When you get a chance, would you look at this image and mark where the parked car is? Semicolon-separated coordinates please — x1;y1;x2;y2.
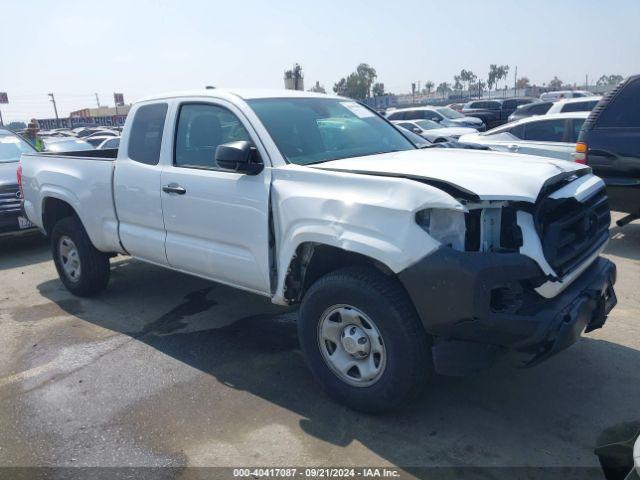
461;98;536;129
458;112;589;161
75;127;115;138
21;90;617;412
85;129;119;139
42;138;95;152
540;90;593;101
446;103;465;112
387;106;485;131
391;119;477;142
0;129;37;236
546;96;601;115
395;125;489;150
575;75;640;225
85;135;118;148
96;137;120;150
507;101;554;122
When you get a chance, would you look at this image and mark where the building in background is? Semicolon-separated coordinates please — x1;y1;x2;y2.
34;104;132;130
70;105;131;118
284;63;304;91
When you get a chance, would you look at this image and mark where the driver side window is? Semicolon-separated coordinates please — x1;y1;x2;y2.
174;103;251;169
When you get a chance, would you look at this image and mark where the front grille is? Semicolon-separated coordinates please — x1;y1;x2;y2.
0;184;22;216
537;187;610;277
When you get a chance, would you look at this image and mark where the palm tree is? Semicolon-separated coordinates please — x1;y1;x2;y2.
424;80;435;96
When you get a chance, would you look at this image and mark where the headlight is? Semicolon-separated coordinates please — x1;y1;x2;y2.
415;209;466;251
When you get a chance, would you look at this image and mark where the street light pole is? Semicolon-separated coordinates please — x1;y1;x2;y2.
48;93;60;128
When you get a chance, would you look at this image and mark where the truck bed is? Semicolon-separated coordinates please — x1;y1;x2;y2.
20;150;123;253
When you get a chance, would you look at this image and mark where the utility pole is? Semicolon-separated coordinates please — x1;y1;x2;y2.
585;74;589;90
514;66;518;97
48;93;60;128
0;109;4;128
95;93;100;108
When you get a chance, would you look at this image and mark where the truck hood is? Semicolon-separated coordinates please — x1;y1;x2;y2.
311;148;588;202
0;162;19;186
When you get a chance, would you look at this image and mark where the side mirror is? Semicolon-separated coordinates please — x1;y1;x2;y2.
215;141;263;175
412;127;422;134
431;117;441;122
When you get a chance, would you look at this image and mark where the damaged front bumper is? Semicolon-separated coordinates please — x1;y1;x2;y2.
398;247;617;372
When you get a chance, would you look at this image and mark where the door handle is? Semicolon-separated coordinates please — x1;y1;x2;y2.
508;144;519;151
162;184;186;195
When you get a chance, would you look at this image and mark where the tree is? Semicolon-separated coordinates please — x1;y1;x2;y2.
597;74;624;86
436;82;451;98
423;80;434;96
372;82;385;97
497;65;509;90
453;75;463;91
548;76;563;90
459;69;477;96
356;63;377;98
476;79;486;99
516;77;530;89
487;64;499;97
333;63;378;99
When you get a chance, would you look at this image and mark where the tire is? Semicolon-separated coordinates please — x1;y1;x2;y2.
298;266;433;413
51;215;110;297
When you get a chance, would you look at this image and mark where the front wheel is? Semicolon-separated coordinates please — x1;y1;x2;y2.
51;216;110;297
298;266;433;413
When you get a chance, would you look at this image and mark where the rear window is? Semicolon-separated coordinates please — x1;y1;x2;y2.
529;103;552;115
522;119;566;142
128;103;168;165
561;100;599;113
595;78;640;128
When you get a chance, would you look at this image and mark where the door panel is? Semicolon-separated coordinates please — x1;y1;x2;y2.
114;159;167;264
161;167;271;292
114;102;169;265
160;101;271;294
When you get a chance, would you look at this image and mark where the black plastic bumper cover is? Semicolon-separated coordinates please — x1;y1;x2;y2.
398;247;617;366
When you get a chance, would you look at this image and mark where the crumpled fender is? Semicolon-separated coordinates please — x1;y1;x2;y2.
270;165;465;304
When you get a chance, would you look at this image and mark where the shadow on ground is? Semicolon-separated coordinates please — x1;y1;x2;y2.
0;233;48;271
33;257;640;476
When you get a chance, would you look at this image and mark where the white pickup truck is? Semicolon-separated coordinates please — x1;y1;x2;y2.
20;90;617;412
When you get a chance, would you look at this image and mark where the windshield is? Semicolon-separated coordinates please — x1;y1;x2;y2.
248;98;415;165
415;119;440;130
437;107;465;119
0;131;35;163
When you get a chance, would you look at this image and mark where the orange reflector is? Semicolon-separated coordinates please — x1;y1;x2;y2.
576;142;588;153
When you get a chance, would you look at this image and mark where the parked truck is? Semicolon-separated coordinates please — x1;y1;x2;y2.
20;89;617;412
461;98;536;129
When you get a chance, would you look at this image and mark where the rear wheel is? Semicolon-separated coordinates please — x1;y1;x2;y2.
298;266;433;413
51;216;110;297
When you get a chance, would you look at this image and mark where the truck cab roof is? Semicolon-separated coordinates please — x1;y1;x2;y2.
137;88;339;104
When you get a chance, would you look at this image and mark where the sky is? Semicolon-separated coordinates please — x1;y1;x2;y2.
1;0;639;122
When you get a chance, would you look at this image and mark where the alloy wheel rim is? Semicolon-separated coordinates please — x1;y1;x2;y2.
317;305;386;387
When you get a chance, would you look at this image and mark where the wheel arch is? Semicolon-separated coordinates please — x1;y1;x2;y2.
279;242;396;305
42;196;79;236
